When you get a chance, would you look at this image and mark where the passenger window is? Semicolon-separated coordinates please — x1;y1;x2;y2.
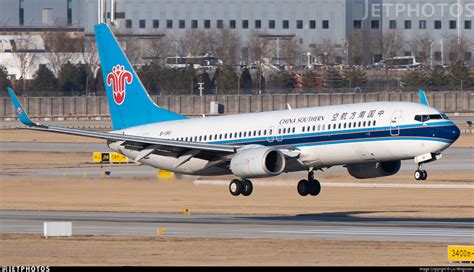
263;130;267;135
373;120;376;126
199;136;202;141
302;127;305;132
338;123;341;129
283;128;287;134
312;125;316;131
317;125;321;131
239;132;242;138
278;129;281;134
292;127;296;133
269;129;272;135
258;130;261;136
322;124;325;131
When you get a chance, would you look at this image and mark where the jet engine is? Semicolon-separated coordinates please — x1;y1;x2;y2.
347;161;401;179
230;147;286;178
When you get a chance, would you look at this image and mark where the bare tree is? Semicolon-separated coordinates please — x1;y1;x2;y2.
129;29;175;67
247;30;275;63
347;31;364;65
445;35;473;65
408;33;433;66
179;29;207;56
280;37;301;68
213;28;241;66
12;33;37;93
203;29;219;55
81;36;99;71
381;30;405;59
42;31;83;75
313;37;336;64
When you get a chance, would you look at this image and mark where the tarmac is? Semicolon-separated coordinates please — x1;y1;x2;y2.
1;210;472;243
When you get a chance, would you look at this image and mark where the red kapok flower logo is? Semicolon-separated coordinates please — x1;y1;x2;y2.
17;107;23;116
106;65;133;105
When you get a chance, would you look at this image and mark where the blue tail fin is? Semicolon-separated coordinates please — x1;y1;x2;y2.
94;24;187;130
419;89;429;106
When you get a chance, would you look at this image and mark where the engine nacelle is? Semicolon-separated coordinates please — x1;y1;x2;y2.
230;147;286;178
347;160;401;179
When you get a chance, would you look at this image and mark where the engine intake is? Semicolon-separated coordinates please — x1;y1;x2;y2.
347;160;401;179
230;147;286;178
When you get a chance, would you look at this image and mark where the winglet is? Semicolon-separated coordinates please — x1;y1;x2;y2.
419;89;429;106
7;87;40;127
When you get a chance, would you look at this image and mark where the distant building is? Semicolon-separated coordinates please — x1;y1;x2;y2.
0;0;472;79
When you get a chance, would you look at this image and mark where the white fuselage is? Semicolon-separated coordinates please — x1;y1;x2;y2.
108;101;459;176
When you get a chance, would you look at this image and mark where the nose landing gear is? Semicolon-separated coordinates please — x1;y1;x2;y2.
414;164;428;181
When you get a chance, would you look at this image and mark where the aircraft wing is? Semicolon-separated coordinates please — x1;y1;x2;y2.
7;87;236;155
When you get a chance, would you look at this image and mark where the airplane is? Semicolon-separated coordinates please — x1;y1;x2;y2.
7;23;460;197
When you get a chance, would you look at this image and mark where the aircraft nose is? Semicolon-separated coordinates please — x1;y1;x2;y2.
451;124;461;142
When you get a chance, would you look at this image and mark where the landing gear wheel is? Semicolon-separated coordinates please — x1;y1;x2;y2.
308;180;321;196
420;170;428;181
242;179;253;196
229;179;243;196
414;170;422;181
297;179;309;196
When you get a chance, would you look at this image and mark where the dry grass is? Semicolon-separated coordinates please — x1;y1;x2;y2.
0;233;468;266
0;129;104;143
0;151;91;169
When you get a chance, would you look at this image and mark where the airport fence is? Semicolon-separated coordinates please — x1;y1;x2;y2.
1;91;473;120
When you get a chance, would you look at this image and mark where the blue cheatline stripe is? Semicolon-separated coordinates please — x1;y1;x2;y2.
293;137;453;148
208;122;457;147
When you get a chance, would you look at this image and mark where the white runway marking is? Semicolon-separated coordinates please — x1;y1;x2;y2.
194;180;474;189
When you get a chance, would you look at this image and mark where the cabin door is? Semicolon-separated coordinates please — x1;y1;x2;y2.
390;110;403;136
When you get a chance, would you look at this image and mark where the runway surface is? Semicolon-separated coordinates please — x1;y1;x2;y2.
0;210;472;242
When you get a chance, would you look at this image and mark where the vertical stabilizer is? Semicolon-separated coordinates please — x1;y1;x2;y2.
94;24;187;130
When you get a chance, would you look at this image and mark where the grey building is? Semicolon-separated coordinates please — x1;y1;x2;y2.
0;0;472;66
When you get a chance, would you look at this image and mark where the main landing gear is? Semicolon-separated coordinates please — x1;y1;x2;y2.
229;179;253;196
414;164;428;181
297;170;321;197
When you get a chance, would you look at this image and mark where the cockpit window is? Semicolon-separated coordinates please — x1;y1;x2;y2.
414;114;444;122
441;113;449;120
